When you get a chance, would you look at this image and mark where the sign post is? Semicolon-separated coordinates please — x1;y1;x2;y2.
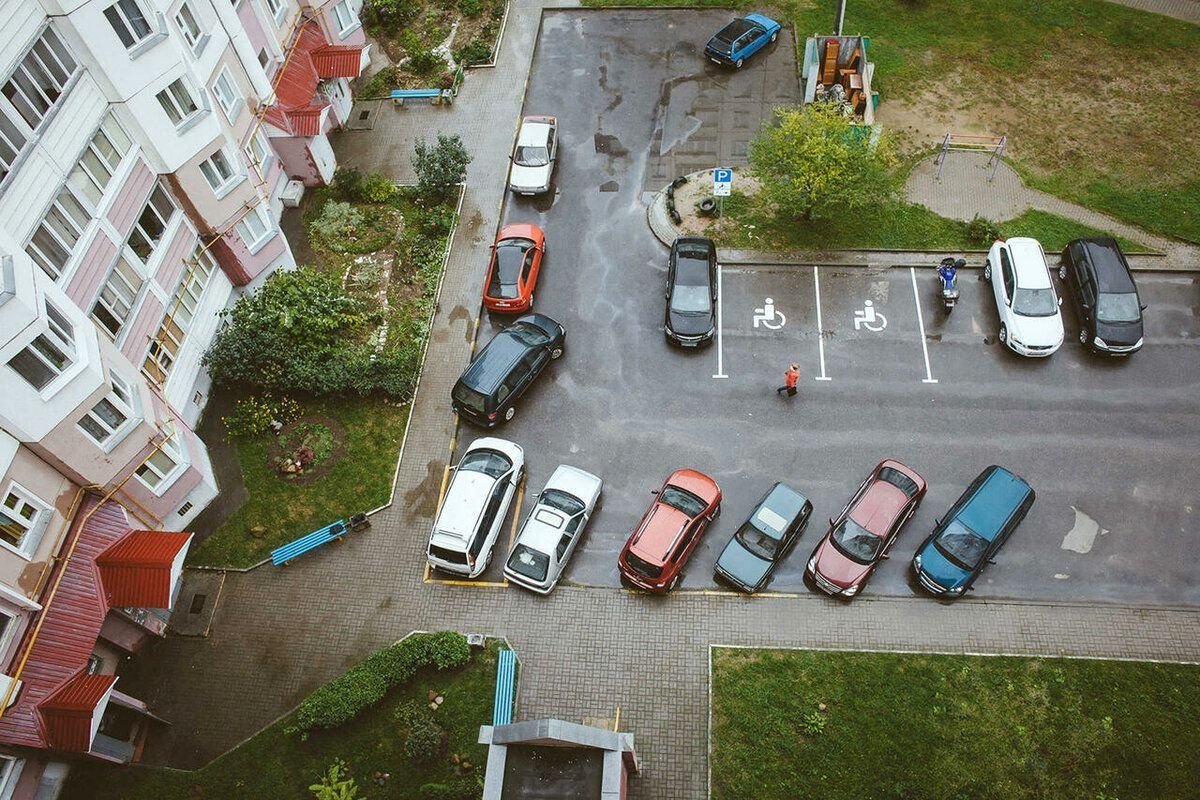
713;168;732;220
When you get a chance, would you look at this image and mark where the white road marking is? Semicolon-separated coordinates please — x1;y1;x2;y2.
812;266;831;381
713;263;728;379
909;267;939;384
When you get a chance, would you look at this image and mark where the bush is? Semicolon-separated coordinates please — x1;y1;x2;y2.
453;39;492;66
308;201;364;251
370;0;421;26
404;716;444;763
412;134;471;202
331;166;366;201
406;48;445;77
457;0;483;16
967;214;1001;246
289;633;471;734
223;395;301;438
309;759;362;800
362;173;397;203
359;66;398;98
419;778;482;800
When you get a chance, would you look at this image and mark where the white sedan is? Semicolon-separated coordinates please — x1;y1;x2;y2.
984;237;1064;357
503;465;602;594
507;115;557;195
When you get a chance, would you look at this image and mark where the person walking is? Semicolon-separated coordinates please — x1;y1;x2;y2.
776;362;800;398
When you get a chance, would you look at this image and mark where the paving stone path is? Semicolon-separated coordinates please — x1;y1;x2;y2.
123;1;1200;797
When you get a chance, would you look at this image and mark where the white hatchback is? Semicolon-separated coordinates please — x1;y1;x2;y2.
984;237;1064;357
503;465;603;594
508;115;557;195
427;437;525;578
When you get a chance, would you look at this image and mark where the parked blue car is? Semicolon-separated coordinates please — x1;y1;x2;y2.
911;465;1035;598
705;14;782;69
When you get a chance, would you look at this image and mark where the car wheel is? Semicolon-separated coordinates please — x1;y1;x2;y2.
504;406;516;422
550;344;563;360
998;323;1007;344
769;31;778;43
734;58;744;68
1058;265;1067;281
983;262;992;282
1079;329;1089;345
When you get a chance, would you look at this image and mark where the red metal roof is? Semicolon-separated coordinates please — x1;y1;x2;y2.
40;674;118;751
97;530;193;609
265;19;364;136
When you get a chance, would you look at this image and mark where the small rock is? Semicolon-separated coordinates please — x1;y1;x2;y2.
461;761;472;771
429;702;438;710
818;703;827;712
428;690;438;701
249;526;266;539
435;695;444;705
450;753;461;765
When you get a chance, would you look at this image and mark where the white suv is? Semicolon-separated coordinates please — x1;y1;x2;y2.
985;237;1064;357
427;437;525;578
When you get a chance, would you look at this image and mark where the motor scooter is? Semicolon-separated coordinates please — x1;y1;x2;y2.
936;257;964;311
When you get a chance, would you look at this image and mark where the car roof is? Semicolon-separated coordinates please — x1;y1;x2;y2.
517;120;552;147
957;466;1032;538
1076;238;1136;293
631;504;690;564
848;479;908;534
515;505;569;555
715;18;757;41
460;331;527;391
1005;238;1051;288
760;482;809;525
435;471;495;538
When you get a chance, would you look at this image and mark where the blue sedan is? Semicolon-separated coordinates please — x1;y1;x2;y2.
705;14;782;69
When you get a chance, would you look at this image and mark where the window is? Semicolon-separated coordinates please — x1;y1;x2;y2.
134;433;183;491
142;246;214;383
175;3;206;54
25;186;91;279
245;129;272;174
237;204;272;251
86;654;104;675
78;374;136;446
127;183;177;262
92;255;144;338
104;0;153;48
156;78;199;127
264;0;287;23
257;48;270;69
0;754;23;800
6;302;75;390
68;114;132;207
199;148;238;194
212;69;242;122
332;0;358;35
0;484;50;556
0;25;78;134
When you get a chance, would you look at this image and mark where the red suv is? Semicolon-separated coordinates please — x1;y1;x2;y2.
806;459;926;598
618;469;722;592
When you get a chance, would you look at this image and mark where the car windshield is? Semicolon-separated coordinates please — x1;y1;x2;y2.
515;145;549;167
458;449;511;478
660;486;707;517
508;323;551;346
879;466;920;497
493;239;533;289
540;489;585;516
933;519;990;570
507;544;549;582
671;285;711;314
735;522;779;560
830;518;882;564
1096;292;1141;324
452;384;487;414
1012;287;1058;317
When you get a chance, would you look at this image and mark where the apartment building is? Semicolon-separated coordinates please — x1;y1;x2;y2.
0;0;367;795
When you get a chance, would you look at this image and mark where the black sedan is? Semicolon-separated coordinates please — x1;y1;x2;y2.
713;482;813;593
451;313;565;426
664;236;717;347
1060;238;1145;355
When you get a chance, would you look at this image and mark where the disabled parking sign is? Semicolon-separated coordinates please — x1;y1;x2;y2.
713;168;732;197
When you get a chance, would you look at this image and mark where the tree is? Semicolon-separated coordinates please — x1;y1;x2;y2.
747;104;897;221
412;134;471;201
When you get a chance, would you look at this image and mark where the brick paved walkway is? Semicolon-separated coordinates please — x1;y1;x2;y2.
1107;0;1200;23
125;2;1200;797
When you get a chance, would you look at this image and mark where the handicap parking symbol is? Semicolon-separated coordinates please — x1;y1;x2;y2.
853;300;887;332
753;297;786;330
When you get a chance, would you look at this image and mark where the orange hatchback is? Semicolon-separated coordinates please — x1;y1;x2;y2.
483;223;545;314
618;469;722;592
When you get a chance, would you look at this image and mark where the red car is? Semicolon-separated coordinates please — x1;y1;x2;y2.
618;469;722;592
483;223;545;313
806;459;927;598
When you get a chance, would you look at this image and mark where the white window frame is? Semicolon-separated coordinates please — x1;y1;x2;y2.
142;246;215;384
78;372;138;449
245;128;273;175
0;26;78;182
264;0;287;24
0;752;24;799
25;185;92;280
68;113;132;209
199;147;240;196
174;2;209;55
156;77;203;129
332;0;359;36
0;607;19;663
237;204;273;253
212;68;242;123
0;483;51;559
134;432;185;493
6;300;76;391
104;0;154;49
91;253;145;340
127;183;177;264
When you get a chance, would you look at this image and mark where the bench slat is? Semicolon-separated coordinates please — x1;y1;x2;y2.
493;649;517;726
270;519;348;565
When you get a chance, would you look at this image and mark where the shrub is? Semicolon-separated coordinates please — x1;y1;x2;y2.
289;633;472;734
457;0;483;16
404;715;444;763
223;395;302;438
419;778;482;800
362;172;397;203
370;0;421;26
360;66;398;98
308;201;364;251
406;48;445;77
967;214;1001;246
453;39;492;66
412;134;471;202
331;166;366;202
309;759;362;800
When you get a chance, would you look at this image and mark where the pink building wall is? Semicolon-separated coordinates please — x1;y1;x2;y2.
116;402;205;522
105;160;155;235
272;135;321;185
119;293;163;364
65;232;117;307
154;225;199;294
223;222;287;285
238;1;272;55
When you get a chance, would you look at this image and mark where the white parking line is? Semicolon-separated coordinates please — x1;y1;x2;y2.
812;266;831;381
713;263;728;379
909;267;939;384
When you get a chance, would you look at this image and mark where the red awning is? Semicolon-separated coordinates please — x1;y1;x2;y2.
40;674;117;752
97;530;193;609
312;47;364;78
265;19;365;136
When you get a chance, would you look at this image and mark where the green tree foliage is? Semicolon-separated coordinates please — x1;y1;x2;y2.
412;134;471;202
748;104;897;221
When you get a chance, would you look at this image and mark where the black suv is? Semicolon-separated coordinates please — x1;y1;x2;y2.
1060;238;1145;355
665;237;717;347
452;313;565;426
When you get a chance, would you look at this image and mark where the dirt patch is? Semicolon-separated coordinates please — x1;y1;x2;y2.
670;170;762;238
270;414;348;484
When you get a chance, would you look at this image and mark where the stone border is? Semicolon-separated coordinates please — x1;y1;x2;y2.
464;0;513;70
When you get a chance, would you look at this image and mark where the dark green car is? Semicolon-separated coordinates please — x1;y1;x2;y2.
713;482;813;593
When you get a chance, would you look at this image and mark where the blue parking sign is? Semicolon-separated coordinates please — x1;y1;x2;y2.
713;168;733;197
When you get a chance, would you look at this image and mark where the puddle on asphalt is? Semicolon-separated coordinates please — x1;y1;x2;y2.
1061;506;1108;554
600;181;619;192
594;133;628;156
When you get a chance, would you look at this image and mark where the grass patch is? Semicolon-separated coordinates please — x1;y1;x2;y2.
188;395;408;568
998;209;1149;254
712;648;1200;800
63;638;499;800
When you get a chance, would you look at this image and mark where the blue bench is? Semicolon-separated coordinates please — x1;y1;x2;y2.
390;88;443;106
270;519;348;566
492;649;518;726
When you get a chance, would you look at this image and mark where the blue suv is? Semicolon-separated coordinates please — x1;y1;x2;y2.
911;466;1035;598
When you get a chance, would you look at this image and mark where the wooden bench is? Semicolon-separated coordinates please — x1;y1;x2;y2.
270;518;348;566
390;88;443;106
492;649;518;726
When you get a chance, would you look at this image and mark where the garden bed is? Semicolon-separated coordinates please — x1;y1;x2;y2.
711;647;1200;800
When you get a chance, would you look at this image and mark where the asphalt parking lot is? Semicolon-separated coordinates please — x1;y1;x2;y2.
437;9;1200;608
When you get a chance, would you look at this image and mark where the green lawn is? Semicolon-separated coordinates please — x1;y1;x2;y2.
712;648;1200;800
187;395;409;568
64;640;498;800
587;0;1200;243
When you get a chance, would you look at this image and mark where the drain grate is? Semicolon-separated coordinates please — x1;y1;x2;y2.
189;593;206;615
359;109;371;121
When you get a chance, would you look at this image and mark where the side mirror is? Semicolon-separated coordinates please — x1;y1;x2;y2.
1140;303;1148;311
650;489;660;495
987;559;997;565
881;553;890;560
1058;297;1063;306
829;517;836;527
935;518;942;526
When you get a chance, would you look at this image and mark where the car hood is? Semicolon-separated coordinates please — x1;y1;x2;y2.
668;309;714;336
715;538;771;590
510;163;551;189
812;537;870;587
1094;318;1143;347
1011;311;1064;346
915;540;969;590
